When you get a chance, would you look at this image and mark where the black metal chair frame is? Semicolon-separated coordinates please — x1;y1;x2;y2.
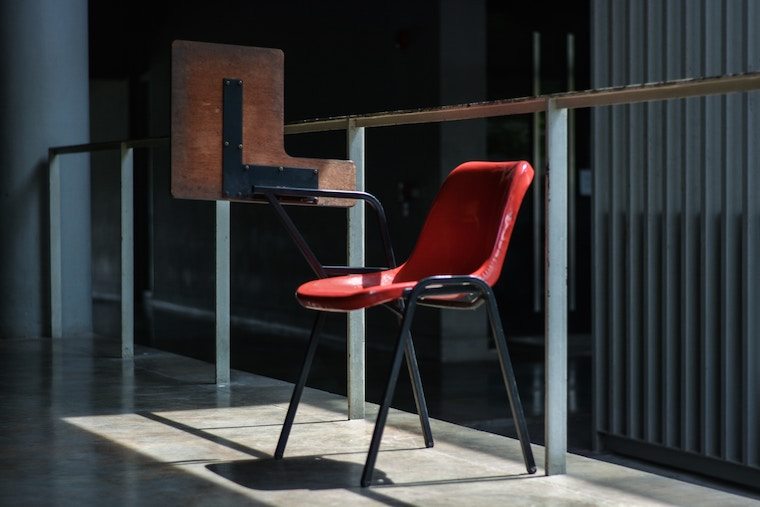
258;185;535;487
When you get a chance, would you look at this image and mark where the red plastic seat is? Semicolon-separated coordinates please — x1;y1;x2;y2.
297;161;534;311
276;160;536;487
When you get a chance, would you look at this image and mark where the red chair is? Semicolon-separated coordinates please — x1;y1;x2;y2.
273;160;536;486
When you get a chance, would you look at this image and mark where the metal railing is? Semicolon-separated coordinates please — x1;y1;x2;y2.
49;138;167;359
49;70;760;478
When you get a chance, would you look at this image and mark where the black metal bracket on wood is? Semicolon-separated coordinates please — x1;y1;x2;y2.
221;77;318;200
218;79;393;279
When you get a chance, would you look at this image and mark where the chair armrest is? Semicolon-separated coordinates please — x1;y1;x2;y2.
257;185;398;270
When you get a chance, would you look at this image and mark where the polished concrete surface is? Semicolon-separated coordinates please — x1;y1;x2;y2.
139;301;595;453
1;335;759;506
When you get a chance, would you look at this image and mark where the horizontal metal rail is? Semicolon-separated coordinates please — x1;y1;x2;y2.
48;73;760;147
284;72;760;134
49;137;168;155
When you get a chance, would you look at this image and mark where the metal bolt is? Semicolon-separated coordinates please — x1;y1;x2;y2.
238;80;243;86
238;144;243;149
225;80;230;86
224;141;229;146
244;165;250;171
313;169;318;175
278;166;284;172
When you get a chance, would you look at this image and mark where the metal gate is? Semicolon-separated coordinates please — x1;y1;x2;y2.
591;0;760;486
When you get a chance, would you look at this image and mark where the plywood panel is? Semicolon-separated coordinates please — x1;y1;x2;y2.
171;40;355;206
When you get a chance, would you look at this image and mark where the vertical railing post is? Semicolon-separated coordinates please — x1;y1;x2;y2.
49;151;62;338
545;99;568;475
215;200;231;385
120;144;134;359
347;120;366;419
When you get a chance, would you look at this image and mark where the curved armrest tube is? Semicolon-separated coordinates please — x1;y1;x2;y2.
256;185;397;269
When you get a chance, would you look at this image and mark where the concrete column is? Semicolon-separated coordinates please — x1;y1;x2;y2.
438;0;489;361
0;0;91;337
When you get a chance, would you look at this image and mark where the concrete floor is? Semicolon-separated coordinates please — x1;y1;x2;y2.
1;335;758;506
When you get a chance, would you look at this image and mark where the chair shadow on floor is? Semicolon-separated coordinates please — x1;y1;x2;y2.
206;454;539;491
207;456;393;490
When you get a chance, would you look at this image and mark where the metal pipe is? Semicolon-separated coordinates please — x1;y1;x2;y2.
49;152;62;338
544;99;568;475
120;144;134;359
553;73;760;109
49;137;168;155
215;201;231;385
347;122;366;420
281;73;760;134
284;97;546;135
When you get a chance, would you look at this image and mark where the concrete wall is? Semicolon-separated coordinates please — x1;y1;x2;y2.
0;0;91;338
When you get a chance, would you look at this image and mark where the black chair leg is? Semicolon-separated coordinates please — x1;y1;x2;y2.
361;299;420;487
275;312;326;459
403;333;434;448
484;289;536;474
388;302;434;448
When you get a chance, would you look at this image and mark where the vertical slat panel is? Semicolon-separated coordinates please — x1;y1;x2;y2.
662;0;683;448
626;0;644;440
592;0;760;482
643;0;664;444
609;0;627;436
701;0;722;458
741;0;759;468
680;0;701;452
721;0;742;463
591;0;611;448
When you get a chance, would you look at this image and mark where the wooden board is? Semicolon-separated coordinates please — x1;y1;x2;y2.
171;40;355;206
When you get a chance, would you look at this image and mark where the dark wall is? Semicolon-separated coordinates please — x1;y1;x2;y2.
89;0;445;362
486;0;592;337
88;1;591;371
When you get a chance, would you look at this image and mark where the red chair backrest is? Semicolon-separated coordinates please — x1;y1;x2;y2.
394;161;534;286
